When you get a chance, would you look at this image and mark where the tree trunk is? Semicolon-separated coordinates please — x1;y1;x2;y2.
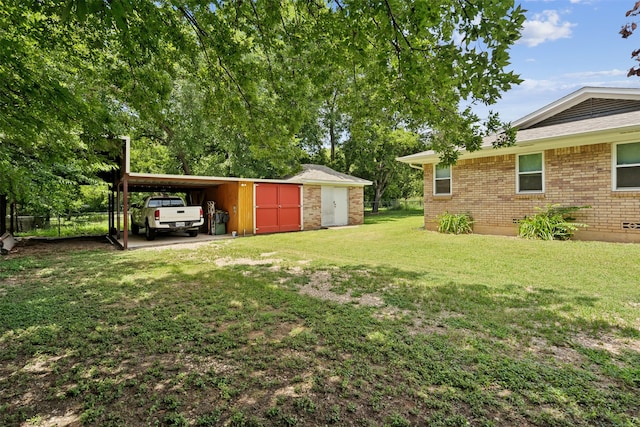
0;194;6;235
177;151;192;175
329;118;336;162
371;186;384;214
9;201;15;234
328;89;339;162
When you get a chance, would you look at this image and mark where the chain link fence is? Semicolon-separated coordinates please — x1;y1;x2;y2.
364;199;424;211
6;212;116;237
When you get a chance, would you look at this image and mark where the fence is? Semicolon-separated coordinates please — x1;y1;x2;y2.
364;199;424;211
5;212;118;237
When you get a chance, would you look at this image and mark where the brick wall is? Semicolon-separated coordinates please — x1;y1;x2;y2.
348;187;364;225
302;185;322;230
423;143;640;242
303;185;365;229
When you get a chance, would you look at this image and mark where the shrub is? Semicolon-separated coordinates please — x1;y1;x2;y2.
437;212;473;234
518;204;589;240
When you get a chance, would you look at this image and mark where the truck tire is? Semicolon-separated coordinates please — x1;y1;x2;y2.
131;217;140;235
188;229;198;237
145;221;156;241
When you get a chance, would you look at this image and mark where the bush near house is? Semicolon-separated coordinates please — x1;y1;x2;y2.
436;212;473;234
518;204;590;240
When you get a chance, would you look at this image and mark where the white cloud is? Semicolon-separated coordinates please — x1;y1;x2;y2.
519;10;576;47
562;69;629;78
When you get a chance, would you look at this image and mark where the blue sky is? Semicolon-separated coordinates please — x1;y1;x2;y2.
478;0;640;123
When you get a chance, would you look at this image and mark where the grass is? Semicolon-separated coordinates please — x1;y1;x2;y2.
1;209;639;426
13;214;111;238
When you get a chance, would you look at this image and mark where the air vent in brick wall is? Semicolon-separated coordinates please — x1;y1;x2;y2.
512;218;521;224
622;222;640;230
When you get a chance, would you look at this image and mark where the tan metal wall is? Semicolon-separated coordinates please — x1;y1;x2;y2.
237;182;254;236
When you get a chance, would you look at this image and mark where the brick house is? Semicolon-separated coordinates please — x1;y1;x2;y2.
397;87;640;243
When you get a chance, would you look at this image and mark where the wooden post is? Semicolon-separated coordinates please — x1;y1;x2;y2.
9;201;15;234
0;194;6;235
123;178;129;250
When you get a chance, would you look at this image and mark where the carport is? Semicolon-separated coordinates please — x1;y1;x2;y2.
104;139;368;249
112;172;260;249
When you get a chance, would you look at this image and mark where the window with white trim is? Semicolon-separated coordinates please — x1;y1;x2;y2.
434;164;451;195
614;142;640;190
517;153;544;193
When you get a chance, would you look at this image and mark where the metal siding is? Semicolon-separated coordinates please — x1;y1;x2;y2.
237;182;254;236
254;184;301;234
278;184;302;232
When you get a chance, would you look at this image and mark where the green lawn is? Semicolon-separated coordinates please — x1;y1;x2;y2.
1;210;639;426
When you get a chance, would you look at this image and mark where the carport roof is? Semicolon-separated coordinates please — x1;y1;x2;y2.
121;165;371;192
122;172;293;192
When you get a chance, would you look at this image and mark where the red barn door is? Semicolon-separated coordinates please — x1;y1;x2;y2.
255;184;301;234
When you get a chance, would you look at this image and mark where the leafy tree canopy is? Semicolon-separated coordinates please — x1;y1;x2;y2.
1;0;525;224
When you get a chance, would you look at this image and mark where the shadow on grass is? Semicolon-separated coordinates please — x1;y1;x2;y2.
1;249;639;426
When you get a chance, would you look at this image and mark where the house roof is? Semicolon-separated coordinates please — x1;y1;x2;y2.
397;87;640;165
286;164;372;186
513;86;640;129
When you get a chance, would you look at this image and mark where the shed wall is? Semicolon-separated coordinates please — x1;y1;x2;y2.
303;185;322;230
348;187;365;225
237;182;254;236
423;143;640;242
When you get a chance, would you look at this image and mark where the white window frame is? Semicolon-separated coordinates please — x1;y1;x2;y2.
612;141;640;191
516;152;545;194
433;164;452;196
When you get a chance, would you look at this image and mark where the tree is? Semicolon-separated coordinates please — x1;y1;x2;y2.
2;0;526;233
620;2;640;76
65;0;525;161
345;119;426;213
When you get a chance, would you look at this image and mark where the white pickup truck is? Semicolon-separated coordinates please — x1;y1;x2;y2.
131;196;204;241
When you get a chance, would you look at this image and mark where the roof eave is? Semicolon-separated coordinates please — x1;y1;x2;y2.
513;87;640;129
396;124;640;165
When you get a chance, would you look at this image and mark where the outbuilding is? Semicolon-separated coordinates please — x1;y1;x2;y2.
106;143;371;248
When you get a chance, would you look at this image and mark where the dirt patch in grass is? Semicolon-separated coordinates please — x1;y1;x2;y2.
2;236;115;258
572;332;640;355
3;242;640;426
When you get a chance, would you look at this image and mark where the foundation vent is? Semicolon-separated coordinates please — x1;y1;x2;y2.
513;218;522;224
622;222;640;230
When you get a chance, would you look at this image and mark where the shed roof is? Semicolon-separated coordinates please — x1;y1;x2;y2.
286;164;372;186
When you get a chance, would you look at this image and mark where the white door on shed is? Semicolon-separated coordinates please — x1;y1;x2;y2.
321;186;349;226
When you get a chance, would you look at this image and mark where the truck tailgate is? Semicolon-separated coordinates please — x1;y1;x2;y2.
156;207;201;223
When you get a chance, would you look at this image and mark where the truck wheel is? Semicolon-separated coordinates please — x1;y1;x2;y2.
188;229;198;237
145;222;156;241
131;217;140;235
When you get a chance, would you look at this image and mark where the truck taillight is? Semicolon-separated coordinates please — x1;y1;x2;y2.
199;207;203;219
154;209;160;220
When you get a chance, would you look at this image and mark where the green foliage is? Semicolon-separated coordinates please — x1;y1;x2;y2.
2;213;640;425
518;204;590;240
346;124;427;213
436;212;474;235
3;0;525;220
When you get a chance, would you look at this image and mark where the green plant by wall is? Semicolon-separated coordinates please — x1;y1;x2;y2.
436;212;473;234
518;204;590;240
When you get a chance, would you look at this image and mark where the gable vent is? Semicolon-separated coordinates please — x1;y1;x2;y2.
622;222;640;230
531;98;640;128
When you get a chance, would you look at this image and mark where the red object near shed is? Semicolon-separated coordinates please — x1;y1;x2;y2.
255;183;302;234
